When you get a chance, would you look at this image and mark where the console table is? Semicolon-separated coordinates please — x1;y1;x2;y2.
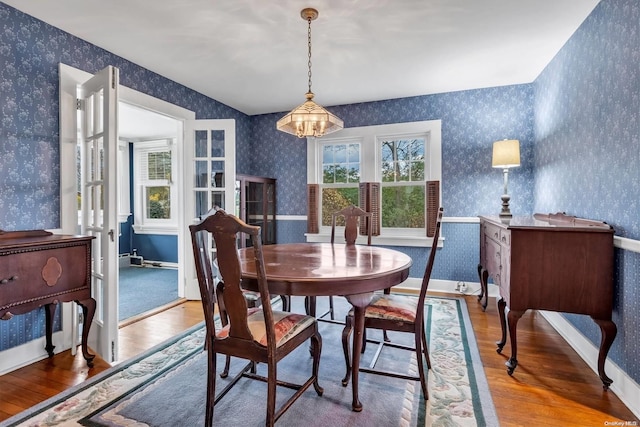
477;213;616;389
0;230;96;366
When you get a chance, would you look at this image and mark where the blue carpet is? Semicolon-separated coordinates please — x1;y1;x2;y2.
118;267;179;321
1;296;498;426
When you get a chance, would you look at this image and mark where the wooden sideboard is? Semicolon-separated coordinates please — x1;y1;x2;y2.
477;213;616;389
0;230;96;366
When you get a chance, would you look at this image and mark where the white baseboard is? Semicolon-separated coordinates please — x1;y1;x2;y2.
397;278;639;419
396;277;499;299
0;331;68;376
541;311;640;419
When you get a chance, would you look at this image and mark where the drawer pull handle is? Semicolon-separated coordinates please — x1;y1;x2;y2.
494;232;499;239
0;276;17;285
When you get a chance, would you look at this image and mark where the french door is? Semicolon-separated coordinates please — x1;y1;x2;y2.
78;66;120;363
182;120;236;300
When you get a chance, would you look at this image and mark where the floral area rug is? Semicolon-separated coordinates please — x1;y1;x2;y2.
1;296;498;427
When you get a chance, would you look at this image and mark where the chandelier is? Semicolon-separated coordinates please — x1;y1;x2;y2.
276;8;343;138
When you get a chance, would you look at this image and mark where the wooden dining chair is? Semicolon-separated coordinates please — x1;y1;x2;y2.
190;209;323;427
340;207;443;400
307;205;373;322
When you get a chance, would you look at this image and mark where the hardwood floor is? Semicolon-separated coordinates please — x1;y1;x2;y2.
0;294;637;425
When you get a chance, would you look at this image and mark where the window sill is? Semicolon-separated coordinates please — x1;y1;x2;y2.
305;233;444;248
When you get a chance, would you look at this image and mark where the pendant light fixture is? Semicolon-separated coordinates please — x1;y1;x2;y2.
277;8;343;138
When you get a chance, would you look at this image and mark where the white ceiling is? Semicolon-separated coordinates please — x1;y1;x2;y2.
5;0;599;117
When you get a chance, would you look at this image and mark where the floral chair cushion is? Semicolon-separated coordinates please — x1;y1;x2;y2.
349;294;418;323
217;308;315;347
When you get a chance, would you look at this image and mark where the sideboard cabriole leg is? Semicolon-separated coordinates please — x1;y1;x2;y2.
477;264;489;311
44;302;58;357
496;297;507;353
593;318;617;390
505;309;525;375
77;297;96;366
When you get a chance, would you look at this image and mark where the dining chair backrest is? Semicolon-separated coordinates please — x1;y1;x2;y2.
331;205;372;246
190;209;276;350
416;207;444;310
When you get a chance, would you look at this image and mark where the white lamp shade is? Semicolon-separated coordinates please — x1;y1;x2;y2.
492;139;521;168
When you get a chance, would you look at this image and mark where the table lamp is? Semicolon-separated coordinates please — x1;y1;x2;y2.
492;139;520;219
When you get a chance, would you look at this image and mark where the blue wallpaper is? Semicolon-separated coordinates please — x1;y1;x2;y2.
0;2;251;351
0;0;638;390
533;0;639;382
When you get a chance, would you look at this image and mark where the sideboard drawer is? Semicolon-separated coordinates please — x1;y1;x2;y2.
483;221;502;243
0;244;89;311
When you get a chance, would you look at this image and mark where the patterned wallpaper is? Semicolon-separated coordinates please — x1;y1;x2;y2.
0;0;638;389
533;0;639;382
0;2;251;351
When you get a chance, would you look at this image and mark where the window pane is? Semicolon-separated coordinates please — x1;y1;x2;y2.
335;164;348;183
381;185;425;228
348;144;359;162
380;138;425;183
146;186;171;219
322;164;334;184
396;140;410;162
321;187;358;226
348;163;360;181
397;160;410;181
322;143;360;184
411;139;425;160
147;151;171;180
322;145;334;163
411;161;425;180
334;144;347;163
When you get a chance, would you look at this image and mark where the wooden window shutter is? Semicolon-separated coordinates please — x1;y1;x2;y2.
359;182;381;236
307;184;319;234
426;180;440;237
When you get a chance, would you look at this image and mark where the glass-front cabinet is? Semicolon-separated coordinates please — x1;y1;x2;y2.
235;174;276;247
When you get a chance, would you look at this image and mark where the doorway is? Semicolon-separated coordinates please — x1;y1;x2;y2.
117;102;182;325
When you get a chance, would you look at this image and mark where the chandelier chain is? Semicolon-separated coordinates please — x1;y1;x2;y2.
307;16;312;94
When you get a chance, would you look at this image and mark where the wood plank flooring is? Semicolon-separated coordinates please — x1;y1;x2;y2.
0;294;637;425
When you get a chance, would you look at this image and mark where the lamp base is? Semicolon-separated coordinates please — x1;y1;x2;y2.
499;194;512;219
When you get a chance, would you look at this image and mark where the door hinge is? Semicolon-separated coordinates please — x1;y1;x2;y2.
76;99;84;110
112;341;116;362
111;67;117;89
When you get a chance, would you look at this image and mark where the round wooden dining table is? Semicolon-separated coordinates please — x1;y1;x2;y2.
238;242;412;412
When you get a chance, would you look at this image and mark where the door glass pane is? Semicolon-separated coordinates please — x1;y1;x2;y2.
195;130;207;157
211;130;225;157
195;160;207;187
211;191;224;210
195;191;207;217
211;160;224;187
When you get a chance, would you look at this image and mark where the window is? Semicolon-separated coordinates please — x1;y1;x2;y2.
133;139;178;234
321;142;360;226
307;120;441;246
